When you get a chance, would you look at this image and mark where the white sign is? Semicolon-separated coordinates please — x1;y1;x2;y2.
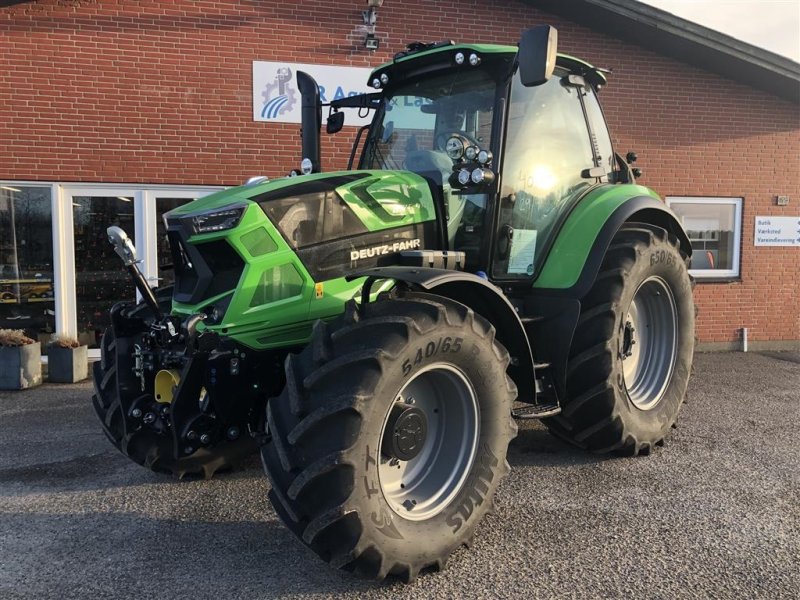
508;229;538;275
253;61;374;125
754;216;800;246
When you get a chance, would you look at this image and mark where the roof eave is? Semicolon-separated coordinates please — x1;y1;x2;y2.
528;0;800;103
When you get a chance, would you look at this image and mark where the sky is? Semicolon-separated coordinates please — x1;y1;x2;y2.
639;0;800;62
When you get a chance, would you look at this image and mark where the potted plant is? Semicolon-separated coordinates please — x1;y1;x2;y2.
0;328;42;390
47;333;88;383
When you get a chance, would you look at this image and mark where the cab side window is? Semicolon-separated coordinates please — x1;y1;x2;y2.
493;71;595;278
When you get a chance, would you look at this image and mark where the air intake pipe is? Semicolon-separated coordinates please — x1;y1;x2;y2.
297;71;322;173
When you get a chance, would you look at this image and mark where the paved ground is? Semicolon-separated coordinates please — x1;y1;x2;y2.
0;352;798;599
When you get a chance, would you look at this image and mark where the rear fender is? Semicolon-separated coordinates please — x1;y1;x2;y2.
534;186;691;298
530;189;692;400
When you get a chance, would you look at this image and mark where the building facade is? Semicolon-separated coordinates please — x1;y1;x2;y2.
1;0;798;351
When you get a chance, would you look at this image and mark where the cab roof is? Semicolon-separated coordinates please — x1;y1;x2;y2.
368;42;608;90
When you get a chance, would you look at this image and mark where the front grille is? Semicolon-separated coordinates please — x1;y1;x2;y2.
168;231;245;305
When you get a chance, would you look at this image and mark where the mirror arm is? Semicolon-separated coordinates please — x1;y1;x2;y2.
348;124;371;170
330;92;383;110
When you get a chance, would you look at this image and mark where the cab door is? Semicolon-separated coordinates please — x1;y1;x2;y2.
492;69;598;280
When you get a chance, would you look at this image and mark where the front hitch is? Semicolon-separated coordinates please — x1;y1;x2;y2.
106;225;163;319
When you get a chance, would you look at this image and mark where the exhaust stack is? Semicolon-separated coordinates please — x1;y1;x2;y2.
297;71;322;173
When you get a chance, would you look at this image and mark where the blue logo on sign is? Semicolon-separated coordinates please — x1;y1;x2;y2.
261;67;297;119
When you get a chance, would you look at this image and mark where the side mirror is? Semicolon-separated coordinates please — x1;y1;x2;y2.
326;111;345;134
518;25;558;87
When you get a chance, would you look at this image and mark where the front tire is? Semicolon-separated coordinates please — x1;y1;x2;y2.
261;294;517;581
546;223;695;455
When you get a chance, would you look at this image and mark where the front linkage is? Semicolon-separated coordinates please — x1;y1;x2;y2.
110;305;268;452
92;228;282;477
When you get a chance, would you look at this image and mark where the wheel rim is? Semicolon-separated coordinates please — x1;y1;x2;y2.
378;363;479;521
621;276;679;410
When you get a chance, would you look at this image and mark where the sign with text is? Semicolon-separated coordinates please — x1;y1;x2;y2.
253;61;374;125
754;216;800;246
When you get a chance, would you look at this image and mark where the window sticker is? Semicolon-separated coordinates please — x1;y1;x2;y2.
508;228;537;275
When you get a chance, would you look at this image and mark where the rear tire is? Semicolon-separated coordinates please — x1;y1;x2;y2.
545;223;694;455
91;287;256;478
261;294;517;581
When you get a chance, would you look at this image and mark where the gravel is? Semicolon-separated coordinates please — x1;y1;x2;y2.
0;351;798;599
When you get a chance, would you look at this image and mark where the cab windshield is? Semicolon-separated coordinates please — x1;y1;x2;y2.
360;68;498;260
361;68;496;176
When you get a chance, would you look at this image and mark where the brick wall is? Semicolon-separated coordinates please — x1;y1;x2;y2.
1;0;798;344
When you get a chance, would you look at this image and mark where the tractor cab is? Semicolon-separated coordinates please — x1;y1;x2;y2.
320;27;618;279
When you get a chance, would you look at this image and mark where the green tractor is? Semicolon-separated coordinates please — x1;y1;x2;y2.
93;26;694;581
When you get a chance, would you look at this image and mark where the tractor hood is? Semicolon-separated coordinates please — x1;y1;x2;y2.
162;169;441;346
165;169;438;242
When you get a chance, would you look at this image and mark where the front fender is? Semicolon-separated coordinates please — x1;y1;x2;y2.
350;267;536;402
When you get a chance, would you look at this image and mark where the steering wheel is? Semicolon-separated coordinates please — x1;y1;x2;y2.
435;131;482;153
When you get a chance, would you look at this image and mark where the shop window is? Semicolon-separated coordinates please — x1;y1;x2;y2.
666;197;743;279
0;185;55;343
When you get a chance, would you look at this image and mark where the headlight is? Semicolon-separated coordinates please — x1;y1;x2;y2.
446;136;466;160
300;157;314;175
477;149;493;164
465;145;479;161
457;168;471;186
471;168;495;185
188;205;247;235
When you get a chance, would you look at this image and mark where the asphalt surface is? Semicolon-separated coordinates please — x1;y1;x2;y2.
0;352;798;599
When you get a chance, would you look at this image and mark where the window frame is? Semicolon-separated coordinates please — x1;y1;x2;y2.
0;183;57;341
666;196;743;281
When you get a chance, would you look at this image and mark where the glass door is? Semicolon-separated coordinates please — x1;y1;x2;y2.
71;191;138;348
136;190;220;290
151;192;212;288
